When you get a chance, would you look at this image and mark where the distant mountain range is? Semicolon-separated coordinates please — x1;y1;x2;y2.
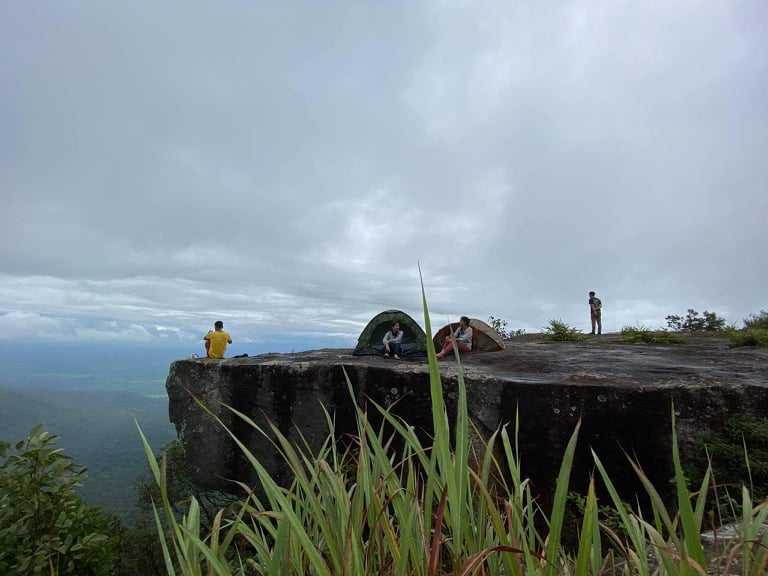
0;339;325;522
0;385;177;522
0;342;187;522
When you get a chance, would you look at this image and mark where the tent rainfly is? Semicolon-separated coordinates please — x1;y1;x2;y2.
432;318;506;353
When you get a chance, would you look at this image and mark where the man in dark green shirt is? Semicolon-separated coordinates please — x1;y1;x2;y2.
589;292;602;335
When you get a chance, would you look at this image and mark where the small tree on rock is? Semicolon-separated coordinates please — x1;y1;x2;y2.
665;309;727;332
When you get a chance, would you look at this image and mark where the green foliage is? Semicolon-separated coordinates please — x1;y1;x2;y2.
487;315;509;338
620;325;685;344
111;440;235;576
744;310;768;330
541;319;587;342
692;415;768;510
487;316;525;339
725;310;768;348
135;440;233;525
665;308;728;332
728;328;768;348
566;490;631;545
0;425;119;575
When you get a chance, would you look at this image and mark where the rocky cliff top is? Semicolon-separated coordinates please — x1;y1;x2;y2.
166;333;768;503
212;332;768;388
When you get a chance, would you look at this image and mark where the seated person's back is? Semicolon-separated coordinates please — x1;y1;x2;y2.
204;321;232;358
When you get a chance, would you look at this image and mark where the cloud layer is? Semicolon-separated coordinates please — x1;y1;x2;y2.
1;1;766;345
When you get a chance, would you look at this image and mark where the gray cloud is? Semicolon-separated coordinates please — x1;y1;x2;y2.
1;1;766;345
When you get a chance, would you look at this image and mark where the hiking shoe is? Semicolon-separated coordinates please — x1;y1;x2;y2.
394;355;400;360
384;353;390;358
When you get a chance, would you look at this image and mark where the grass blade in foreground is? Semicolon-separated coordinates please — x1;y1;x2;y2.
544;419;580;576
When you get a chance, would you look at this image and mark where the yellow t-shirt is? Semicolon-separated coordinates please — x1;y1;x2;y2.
205;330;231;358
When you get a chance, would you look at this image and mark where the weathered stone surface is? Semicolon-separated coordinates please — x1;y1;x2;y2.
166;334;768;502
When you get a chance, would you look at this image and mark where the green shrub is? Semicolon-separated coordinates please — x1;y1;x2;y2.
487;315;509;339
728;328;768;348
744;310;768;330
488;316;525;339
620;325;685;344
665;308;728;332
688;414;768;524
541;319;587;341
0;425;119;575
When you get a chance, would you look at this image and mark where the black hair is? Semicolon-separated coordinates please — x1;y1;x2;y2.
391;320;400;329
589;291;595;297
460;316;470;325
215;320;224;329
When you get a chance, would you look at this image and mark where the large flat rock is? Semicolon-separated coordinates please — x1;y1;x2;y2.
166;333;768;502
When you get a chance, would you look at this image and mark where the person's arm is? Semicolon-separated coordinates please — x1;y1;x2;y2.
459;327;473;345
383;331;391;345
204;331;212;341
392;331;403;344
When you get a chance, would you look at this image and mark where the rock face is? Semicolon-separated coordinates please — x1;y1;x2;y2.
166;334;768;503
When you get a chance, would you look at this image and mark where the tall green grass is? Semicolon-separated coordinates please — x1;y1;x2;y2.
728;328;768;348
139;284;768;575
541;319;587;342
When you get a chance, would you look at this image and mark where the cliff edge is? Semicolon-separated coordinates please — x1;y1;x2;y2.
166;334;768;500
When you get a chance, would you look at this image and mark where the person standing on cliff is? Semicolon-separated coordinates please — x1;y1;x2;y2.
204;321;232;358
589;291;602;335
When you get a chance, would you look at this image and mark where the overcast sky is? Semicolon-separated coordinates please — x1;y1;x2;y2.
1;1;766;349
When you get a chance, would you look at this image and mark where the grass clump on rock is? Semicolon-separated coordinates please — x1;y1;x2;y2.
729;310;768;348
541;319;587;342
620;325;685;344
729;328;768;348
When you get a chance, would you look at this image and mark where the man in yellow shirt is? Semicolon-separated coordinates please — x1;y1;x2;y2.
204;321;232;359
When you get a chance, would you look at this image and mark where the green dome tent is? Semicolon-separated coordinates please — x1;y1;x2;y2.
433;318;506;353
353;310;428;357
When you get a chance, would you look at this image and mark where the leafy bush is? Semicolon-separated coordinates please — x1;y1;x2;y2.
620;325;685;344
487;316;525;339
728;328;768;348
487;315;509;338
0;425;118;575
688;414;768;524
665;308;728;332
113;519;169;576
744;310;768;330
724;310;768;348
541;319;587;341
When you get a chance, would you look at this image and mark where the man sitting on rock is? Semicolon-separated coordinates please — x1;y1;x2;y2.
204;321;232;359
